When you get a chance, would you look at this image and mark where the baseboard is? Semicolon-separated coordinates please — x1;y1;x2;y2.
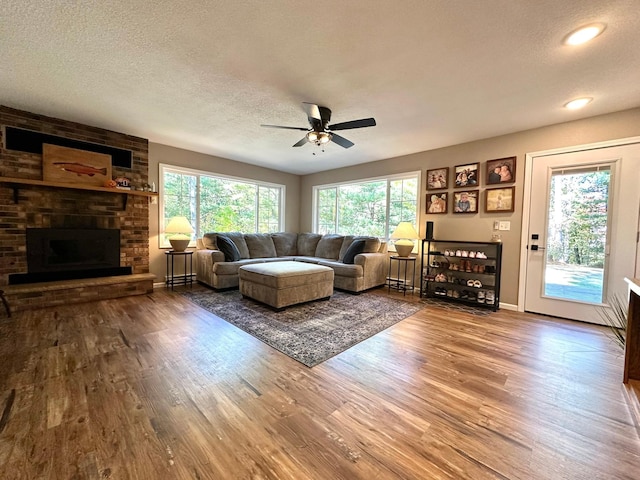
499;302;518;311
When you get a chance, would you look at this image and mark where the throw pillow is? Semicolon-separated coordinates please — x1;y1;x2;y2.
216;234;241;262
342;239;366;264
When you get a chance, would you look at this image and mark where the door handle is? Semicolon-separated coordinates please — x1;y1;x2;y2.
529;245;546;251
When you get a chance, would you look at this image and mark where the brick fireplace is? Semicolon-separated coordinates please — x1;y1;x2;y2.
0;106;154;312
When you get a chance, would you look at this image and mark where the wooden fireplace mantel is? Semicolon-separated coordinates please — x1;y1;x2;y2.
0;176;158;198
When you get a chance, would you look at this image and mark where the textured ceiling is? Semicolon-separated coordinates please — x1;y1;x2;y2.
2;1;640;174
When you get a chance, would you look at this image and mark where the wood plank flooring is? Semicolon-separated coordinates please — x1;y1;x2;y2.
0;286;638;479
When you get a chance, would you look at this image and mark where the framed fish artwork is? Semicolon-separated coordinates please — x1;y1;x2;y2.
43;144;112;187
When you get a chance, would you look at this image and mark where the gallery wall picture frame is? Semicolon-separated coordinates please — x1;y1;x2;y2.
426;192;448;214
453;190;479;214
454;163;480;188
485;156;516;185
426;167;449;190
485;186;515;213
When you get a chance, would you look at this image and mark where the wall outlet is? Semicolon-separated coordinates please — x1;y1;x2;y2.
498;221;511;231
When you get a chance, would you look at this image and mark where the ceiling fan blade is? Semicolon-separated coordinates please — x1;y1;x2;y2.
302;103;322;121
293;137;308;147
330;133;355;149
328;118;377;131
261;124;309;131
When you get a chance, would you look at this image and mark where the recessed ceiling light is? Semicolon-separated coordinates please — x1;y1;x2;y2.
564;97;593;110
564;23;606;45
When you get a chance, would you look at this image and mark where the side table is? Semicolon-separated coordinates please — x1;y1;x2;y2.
387;255;417;296
165;250;194;290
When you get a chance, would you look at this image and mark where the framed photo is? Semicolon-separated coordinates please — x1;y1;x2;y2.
485;156;516;184
485;186;515;212
426;167;449;190
426;192;448;214
453;190;479;214
454;163;479;188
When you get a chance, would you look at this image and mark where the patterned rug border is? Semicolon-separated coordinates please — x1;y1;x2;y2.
182;289;423;367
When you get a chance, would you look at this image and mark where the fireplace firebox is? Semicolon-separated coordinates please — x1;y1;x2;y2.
8;228;132;285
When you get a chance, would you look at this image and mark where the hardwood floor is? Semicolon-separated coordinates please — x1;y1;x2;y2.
0;286;638;479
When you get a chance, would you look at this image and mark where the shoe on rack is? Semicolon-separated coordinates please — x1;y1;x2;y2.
447;290;453;297
486;291;495;305
468;291;476;302
469;251;476;258
455;250;462;257
477;291;485;303
453;290;460;298
461;290;469;299
462;250;469;257
473;280;483;288
476;252;487;259
467;279;475;287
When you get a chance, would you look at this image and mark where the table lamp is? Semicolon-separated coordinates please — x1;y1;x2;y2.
165;216;194;252
391;222;419;257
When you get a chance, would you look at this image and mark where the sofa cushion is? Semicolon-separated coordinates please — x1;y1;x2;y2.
297;233;322;256
361;237;382;253
338;236;382;260
343;239;366;264
224;232;250;259
202;233;218;250
217;234;241;262
315;234;344;260
271;232;298;256
213;258;265;276
244;233;277;258
317;260;364;278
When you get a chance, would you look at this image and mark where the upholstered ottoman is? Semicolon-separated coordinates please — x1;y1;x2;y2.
238;261;334;309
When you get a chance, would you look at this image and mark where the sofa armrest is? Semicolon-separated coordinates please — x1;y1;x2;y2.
197;248;225;263
354;252;389;287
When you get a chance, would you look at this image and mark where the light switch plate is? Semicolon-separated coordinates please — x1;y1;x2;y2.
498;221;511;231
493;221;500;230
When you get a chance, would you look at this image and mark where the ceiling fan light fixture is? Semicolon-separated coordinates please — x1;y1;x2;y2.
306;131;331;144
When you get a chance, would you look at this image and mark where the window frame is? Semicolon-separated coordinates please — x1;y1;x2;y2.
159;163;286;248
312;171;421;240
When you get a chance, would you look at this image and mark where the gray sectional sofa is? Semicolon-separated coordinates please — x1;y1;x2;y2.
195;232;389;293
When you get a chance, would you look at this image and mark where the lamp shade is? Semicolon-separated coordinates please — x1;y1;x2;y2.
391;222;419;257
165;216;194;251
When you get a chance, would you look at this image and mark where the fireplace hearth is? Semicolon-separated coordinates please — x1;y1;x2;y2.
8;228;132;285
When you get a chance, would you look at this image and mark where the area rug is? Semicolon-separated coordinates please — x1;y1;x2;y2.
181;290;423;367
421;296;493;316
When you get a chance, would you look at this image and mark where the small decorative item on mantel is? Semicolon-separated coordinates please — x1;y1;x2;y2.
113;176;131;190
105;179;117;188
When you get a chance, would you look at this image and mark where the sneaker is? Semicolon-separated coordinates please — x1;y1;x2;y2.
477;291;485;303
462;250;469;257
486;291;495;305
473;280;483;288
469;251;476;258
467;279;475;287
476;252;487;259
447;290;453;297
455;250;462;257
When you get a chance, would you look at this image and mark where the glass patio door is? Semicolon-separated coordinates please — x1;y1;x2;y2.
524;144;640;324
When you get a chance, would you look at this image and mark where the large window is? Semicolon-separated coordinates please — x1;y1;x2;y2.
160;164;285;247
313;172;420;239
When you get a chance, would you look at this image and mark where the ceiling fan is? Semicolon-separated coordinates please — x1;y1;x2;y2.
261;102;376;149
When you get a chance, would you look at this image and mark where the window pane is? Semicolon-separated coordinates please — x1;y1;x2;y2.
313;173;419;243
544;167;610;303
160;165;285;248
337;181;386;236
317;187;337;234
163;171;197;245
258;186;280;233
200;176;257;232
